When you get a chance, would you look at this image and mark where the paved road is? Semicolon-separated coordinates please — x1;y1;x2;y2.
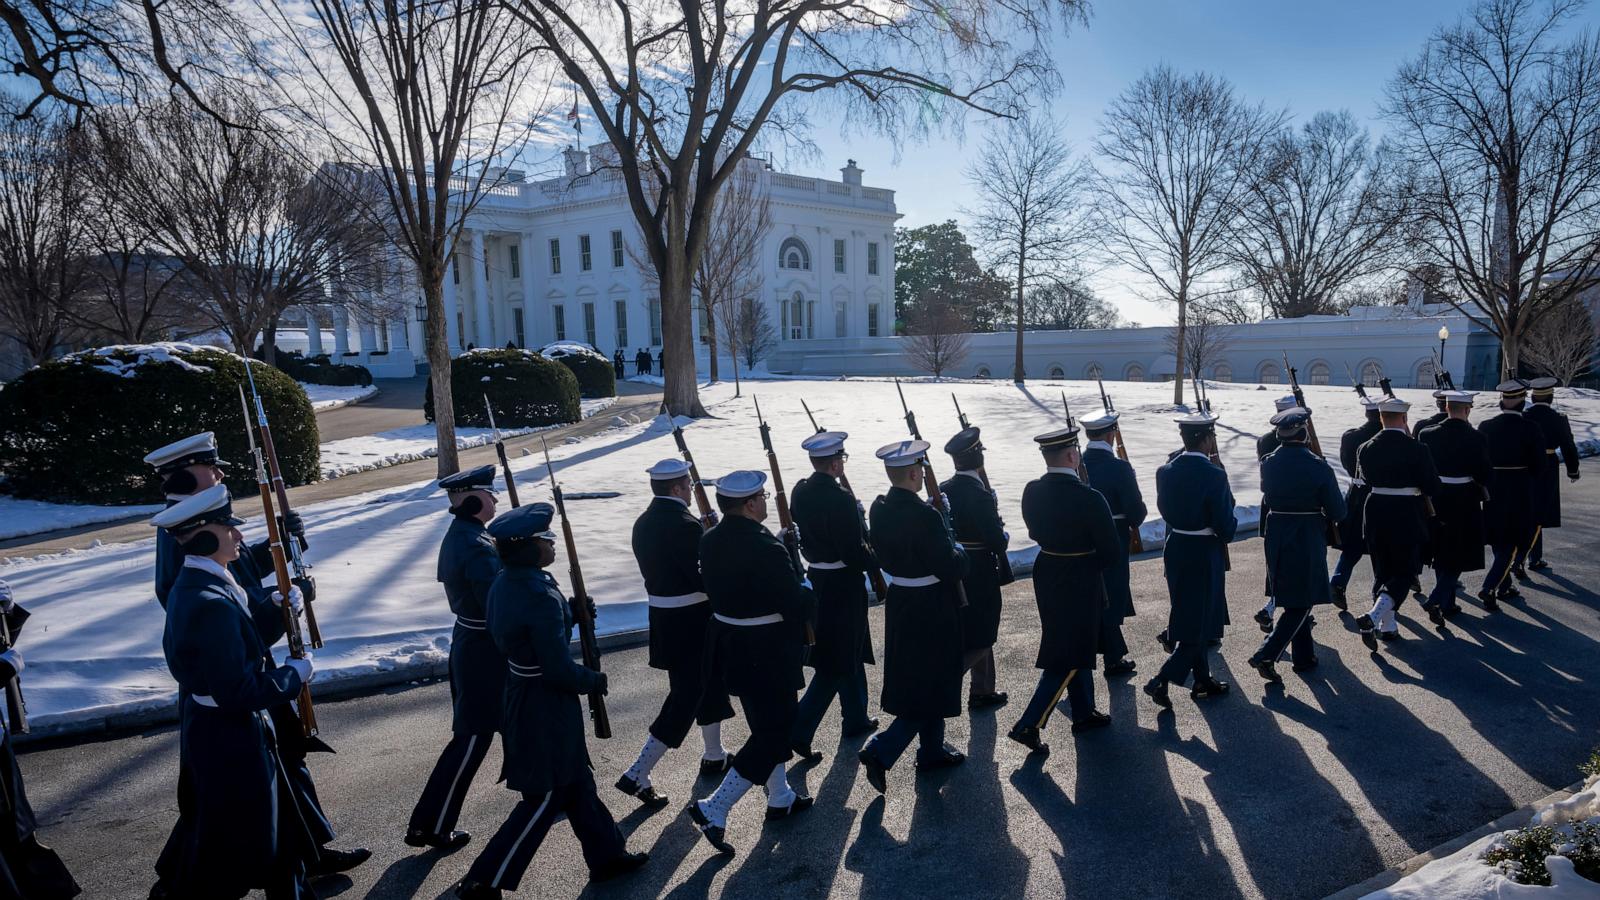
21;460;1600;899
315;377;430;443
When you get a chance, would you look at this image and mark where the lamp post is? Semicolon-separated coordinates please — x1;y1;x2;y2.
1438;325;1449;376
415;299;429;323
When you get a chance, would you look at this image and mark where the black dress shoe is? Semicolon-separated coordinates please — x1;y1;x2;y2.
1156;628;1175;653
1248;658;1282;683
1529;559;1551;572
915;744;966;769
1190;679;1230;700
1103;658;1137;677
1378;631;1401;642
456;881;501;900
1441;606;1463;618
1006;725;1049;755
1478;590;1500;612
792;745;824;765
1071;711;1112;733
843;717;881;738
309;846;371;878
857;748;888;794
1355;613;1377;649
968;692;1010;711
687;802;736;856
148;883;171;900
1253;607;1274;633
1512;565;1530;583
1500;586;1524;602
765;794;815;820
1426;604;1446;626
615;774;671;809
405;829;471;851
699;756;732;776
1143;678;1172;708
1331;584;1348;610
1291;656;1319;673
590;850;649;883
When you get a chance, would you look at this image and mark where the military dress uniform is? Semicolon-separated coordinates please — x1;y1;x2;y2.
1330;403;1383;607
1080;414;1147;673
457;504;646;898
940;426;1013;708
1249;396;1300;631
791;433;880;756
1416;397;1491;618
0;583;80;900
1353;399;1441;645
858;441;969;793
1478;382;1547;605
1248;409;1346;680
1522;378;1581;571
153;487;320;900
407;466;505;849
1007;425;1121;755
1146;413;1237;707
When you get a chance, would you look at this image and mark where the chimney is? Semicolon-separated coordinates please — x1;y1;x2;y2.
840;159;862;186
563;147;589;178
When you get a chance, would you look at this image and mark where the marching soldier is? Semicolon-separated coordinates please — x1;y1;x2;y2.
790;433;880;762
0;580;81;899
940;427;1013;711
1145;411;1236;708
1007;425;1120;755
616;460;732;809
455;504;648;897
1329;397;1383;610
1477;381;1546;609
1353;397;1440;646
1416;391;1491;620
689;472;816;855
1412;388;1449;437
858;442;969;794
151;486;320;899
1520;377;1581;575
1252;396;1299;633
1080;412;1147;676
1247;409;1346;681
405;465;503;851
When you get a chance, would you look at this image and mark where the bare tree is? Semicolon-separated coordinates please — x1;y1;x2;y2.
506;0;1090;417
1094;66;1282;405
1165;304;1236;381
253;0;541;476
727;298;778;388
1385;0;1600;378
696;163;772;384
1025;279;1121;330
965;115;1094;383
0;101;91;367
1522;294;1597;384
905;292;972;378
1231;111;1410;319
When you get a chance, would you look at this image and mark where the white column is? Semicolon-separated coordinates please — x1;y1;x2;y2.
333;306;350;356
304;308;323;355
388;317;408;350
442;259;462;353
359;316;378;354
471;229;493;348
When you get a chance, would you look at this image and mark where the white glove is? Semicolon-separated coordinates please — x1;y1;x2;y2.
286;654;314;684
0;649;23;676
0;579;12;612
272;586;305;616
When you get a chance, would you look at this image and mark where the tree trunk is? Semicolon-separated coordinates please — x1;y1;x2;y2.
423;276;460;476
1501;325;1521;381
705;303;720;383
660;210;708;417
1013;246;1027;383
729;334;742;397
261;315;280;367
1172;292;1188;407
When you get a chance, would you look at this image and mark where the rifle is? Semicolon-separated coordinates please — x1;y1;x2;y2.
755;397;814;643
1060;392;1090;482
1096;378;1146;554
949;393;1017;583
1283;353;1340;546
1431;348;1457;391
0;608;26;736
894;380;969;608
662;402;718;530
541;438;611;739
244;363;321;649
799;399;889;601
240;383;318;739
1190;373;1231;571
484;396;521;508
1345;362;1372;404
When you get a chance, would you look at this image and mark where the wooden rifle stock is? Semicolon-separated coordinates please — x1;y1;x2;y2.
664;403;718;529
484;396;522;508
541;439;611;739
755;398;815;644
894;383;968;608
244;364;322;649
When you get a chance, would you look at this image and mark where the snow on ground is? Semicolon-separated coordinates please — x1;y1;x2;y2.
1364;774;1600;898
0;498;163;541
301;382;378;411
318;397;618;478
4;378;1599;731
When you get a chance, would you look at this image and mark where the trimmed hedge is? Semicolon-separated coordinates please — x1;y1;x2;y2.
0;343;319;504
424;348;580;427
541;341;617;399
271;348;373;387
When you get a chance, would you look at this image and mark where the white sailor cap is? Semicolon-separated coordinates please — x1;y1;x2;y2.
1376;396;1411;414
1080;411;1119;433
1359;396;1381;411
713;470;767;499
1441;390;1478;404
143;432;225;474
1274;395;1298;412
800;431;849;458
149;484;244;532
875;439;930;468
646;458;692;481
1174;411;1219;431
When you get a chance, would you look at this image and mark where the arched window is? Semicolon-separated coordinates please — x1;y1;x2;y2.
1258;361;1280;385
1360;360;1383;387
1212;362;1232;383
1125;363;1145;383
779;237;810;271
1085;362;1103;379
1308;361;1331;385
1048;365;1065;379
975;365;992;378
1415;359;1436;389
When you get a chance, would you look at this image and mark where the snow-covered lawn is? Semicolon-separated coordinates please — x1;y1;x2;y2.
3;377;1598;732
301;382;379;411
0;498;163;541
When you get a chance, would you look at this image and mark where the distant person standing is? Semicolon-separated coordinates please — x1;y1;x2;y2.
657;348;666;373
613;349;626;380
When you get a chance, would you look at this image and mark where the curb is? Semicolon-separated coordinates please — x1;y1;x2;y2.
1322;778;1587;899
309;385;381;413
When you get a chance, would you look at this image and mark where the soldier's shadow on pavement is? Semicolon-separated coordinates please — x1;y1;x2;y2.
360;849;456;900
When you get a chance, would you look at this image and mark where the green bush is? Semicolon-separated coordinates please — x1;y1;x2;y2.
270;347;373;387
1484;822;1600;886
0;343;319;504
424;348;580;427
541;341;616;399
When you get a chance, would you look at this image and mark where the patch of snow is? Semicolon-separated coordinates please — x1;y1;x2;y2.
301;382;378;412
63;341;227;378
0;497;164;541
541;340;608;361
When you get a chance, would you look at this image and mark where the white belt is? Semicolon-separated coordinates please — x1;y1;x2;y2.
1439;475;1475;485
1112;514;1126;520
1269;510;1324;516
1349;479;1366;488
192;694;218;707
1169;527;1216;537
807;561;847;571
456;615;487;630
648;592;708;609
508;661;542;678
1370;487;1422;496
886;573;940;587
713;612;784;627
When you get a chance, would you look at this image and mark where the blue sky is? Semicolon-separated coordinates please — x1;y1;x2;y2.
795;0;1487;325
